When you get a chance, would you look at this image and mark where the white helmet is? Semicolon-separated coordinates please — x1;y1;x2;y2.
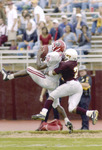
64;49;78;61
45;51;62;67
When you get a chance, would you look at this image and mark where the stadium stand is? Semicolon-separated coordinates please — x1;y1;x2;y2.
0;1;102;71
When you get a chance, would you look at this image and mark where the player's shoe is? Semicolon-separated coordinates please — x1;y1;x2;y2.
91;110;99;125
1;68;9;81
31;114;45;121
65;121;73;133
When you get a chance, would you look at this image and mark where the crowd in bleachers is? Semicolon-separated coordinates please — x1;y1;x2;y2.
1;0;102;57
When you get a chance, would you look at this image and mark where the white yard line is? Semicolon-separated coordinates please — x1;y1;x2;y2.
0;144;102;148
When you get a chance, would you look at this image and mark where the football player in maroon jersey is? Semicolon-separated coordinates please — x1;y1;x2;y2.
32;49;99;131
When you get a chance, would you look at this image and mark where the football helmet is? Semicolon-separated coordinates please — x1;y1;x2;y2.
52;40;66;52
64;49;78;61
45;51;62;67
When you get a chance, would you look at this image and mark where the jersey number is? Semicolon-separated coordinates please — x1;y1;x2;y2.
74;66;78;78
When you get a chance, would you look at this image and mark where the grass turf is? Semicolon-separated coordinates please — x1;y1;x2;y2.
0;131;102;150
0;137;102;150
0;130;102;135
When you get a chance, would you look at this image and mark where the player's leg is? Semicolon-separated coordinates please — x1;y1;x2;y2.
68;87;98;125
2;66;56;90
2;68;28;81
33;82;70;119
27;66;57;90
57;105;73;133
32;82;73;132
76;106;98;125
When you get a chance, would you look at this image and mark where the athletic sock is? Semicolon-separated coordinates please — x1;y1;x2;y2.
64;117;70;125
86;110;93;117
44;99;53;109
40;100;53;116
8;74;14;80
76;106;87;115
40;108;48;116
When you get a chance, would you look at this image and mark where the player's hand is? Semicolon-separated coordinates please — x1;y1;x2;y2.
39;95;43;102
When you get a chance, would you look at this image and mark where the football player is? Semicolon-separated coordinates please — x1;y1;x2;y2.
32;49;99;128
2;41;73;133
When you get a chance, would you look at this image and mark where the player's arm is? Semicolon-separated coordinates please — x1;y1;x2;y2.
36;48;47;70
39;88;47;102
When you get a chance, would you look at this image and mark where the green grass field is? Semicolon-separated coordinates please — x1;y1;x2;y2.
0;131;102;150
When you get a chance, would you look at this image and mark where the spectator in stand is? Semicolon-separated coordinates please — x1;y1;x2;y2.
0;1;6;24
91;14;99;35
59;0;74;13
5;0;17;13
61;25;77;49
6;1;18;50
70;5;87;26
33;21;46;54
73;13;87;38
37;21;46;35
25;13;36;30
59;15;74;33
76;25;91;55
95;6;102;35
89;0;102;11
18;22;37;53
48;0;60;8
31;0;46;25
40;26;52;46
0;18;8;46
97;0;102;8
17;9;29;39
31;0;46;47
50;19;63;41
15;0;32;12
45;15;53;32
89;0;98;11
38;0;48;9
48;0;61;12
91;6;102;35
73;0;89;10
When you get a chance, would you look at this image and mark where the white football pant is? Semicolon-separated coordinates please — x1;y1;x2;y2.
27;66;60;108
49;80;83;112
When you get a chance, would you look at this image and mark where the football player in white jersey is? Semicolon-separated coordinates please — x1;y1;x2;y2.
2;40;73;133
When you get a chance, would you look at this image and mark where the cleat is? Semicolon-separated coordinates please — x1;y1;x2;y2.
1;69;9;81
66;121;73;133
91;110;99;125
31;114;45;121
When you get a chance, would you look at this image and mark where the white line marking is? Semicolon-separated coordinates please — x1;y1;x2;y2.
0;144;102;148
